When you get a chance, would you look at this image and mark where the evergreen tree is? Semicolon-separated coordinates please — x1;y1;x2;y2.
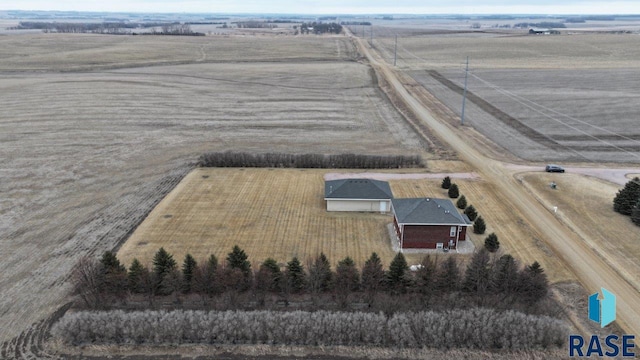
519;261;549;303
464;205;478;221
285;257;306;293
613;177;640;215
308;253;333;294
181;254;197;293
387;252;410;292
334;257;360;308
441;176;452;189
259;258;282;292
192;254;219;297
335;257;360;292
448;183;460;198
463;249;491;294
227;245;251;277
361;252;385;294
415;255;437;295
632;200;640;226
492;254;519;294
128;258;147;294
152;248;177;294
456;195;467;209
100;251;126;273
100;251;127;295
435;256;460;292
484;233;500;253
473;216;486;234
152;248;177;278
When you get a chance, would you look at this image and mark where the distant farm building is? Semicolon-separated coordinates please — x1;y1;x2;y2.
529;28;561;35
325;179;393;213
392;198;471;250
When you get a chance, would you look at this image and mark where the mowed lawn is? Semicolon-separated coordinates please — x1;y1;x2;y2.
118;168;408;269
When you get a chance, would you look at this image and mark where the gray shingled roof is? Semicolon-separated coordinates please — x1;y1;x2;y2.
325;179;393;200
392;198;470;225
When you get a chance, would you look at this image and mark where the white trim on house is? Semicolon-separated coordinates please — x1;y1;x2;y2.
396;222;471;226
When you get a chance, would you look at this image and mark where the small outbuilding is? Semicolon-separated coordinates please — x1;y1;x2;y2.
392;197;471;250
325;179;393;213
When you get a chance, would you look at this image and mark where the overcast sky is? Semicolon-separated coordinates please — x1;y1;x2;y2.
3;0;639;15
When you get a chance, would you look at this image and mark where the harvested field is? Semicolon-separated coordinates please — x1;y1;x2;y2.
0;33;356;71
367;29;640;163
411;68;640;163
519;172;640;289
118;168;427;268
372;33;640;70
389;178;574;283
0;34;429;346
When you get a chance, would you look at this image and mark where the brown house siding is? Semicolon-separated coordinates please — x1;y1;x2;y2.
402;225;461;249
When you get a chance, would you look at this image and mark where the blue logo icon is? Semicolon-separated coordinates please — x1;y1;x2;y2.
588;287;616;328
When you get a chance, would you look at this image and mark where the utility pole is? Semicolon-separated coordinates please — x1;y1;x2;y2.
461;56;469;125
393;35;398;66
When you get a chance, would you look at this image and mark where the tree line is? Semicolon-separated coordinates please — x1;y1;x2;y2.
74;246;551;315
10;21;204;35
52;308;567;349
198;152;424;169
442;176;496;250
613;177;640;226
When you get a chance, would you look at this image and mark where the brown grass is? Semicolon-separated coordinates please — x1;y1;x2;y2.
118;168;574;283
118;168;427;269
389;178;575;283
0;33;357;71
520;172;640;288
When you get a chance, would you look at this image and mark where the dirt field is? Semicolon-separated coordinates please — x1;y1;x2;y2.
0;33;356;71
118;168;428;269
365;29;640;163
519;172;640;288
410;68;640;163
372;32;640;70
0;33;430;347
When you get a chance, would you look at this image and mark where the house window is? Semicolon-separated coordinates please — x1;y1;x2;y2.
450;226;456;237
436;243;444;249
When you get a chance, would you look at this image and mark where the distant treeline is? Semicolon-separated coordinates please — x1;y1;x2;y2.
341;21;372;26
197;152;424;169
234;21;278;28
300;22;342;34
514;22;566;29
11;21;137;33
52;308;567;349
10;21;204;35
566;16;616;23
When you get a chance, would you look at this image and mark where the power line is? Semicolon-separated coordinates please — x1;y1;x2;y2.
468;72;640;161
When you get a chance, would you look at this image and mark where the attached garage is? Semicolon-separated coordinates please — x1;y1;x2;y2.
325;179;393;213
